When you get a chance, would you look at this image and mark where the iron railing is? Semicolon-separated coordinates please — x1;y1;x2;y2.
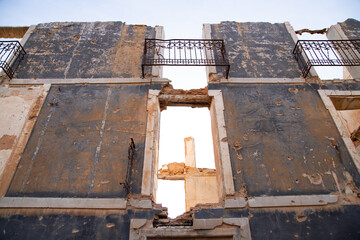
120;138;136;196
293;40;360;77
0;41;26;79
142;39;230;78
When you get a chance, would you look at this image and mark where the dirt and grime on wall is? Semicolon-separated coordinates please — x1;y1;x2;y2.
0;135;16;150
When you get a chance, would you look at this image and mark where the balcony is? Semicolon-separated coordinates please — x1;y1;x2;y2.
292;40;360;78
142;39;230;78
0;41;26;79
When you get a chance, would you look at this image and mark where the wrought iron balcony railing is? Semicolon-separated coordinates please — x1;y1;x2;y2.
142;39;230;78
293;40;360;78
0;41;26;79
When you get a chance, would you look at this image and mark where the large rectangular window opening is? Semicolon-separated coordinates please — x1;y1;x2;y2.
156;107;217;218
319;90;360;173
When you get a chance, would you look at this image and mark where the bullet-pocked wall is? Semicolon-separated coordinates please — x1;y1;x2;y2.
209;83;360;196
15;22;155;79
6;84;158;198
209;21;360;197
210;21;302;78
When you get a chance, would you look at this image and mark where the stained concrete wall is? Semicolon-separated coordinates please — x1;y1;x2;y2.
209;83;360;197
193;205;360;239
14;22;155;79
210;22;302;78
0;208;159;240
6;84;159;198
0;86;45;180
339;18;360;39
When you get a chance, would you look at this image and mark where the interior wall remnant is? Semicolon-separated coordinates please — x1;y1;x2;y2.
184;168;219;211
184;137;196;168
0;27;29;38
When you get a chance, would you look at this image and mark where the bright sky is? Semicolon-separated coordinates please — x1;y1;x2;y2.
1;0;359;218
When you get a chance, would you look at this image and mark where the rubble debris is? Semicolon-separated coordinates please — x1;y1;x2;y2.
159;83;208;95
295;28;328;35
157;162;216;180
153;209;193;227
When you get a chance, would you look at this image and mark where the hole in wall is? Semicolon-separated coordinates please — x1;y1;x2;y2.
330;96;360;152
162;66;207;90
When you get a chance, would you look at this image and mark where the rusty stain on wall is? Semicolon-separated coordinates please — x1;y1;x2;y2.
112;25;147;77
0;135;16;150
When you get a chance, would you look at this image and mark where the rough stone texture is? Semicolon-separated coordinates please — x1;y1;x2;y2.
339;18;360;39
209;83;360;197
14;22;155;79
210;22;302;78
6;84;152;198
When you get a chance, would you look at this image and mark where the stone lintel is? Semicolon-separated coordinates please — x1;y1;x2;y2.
0;197;127;209
248;194;338;208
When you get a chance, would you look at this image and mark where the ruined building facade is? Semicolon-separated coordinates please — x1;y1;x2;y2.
0;19;359;239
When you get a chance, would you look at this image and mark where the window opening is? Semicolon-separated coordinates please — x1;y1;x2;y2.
157;107;216;218
330;96;360;153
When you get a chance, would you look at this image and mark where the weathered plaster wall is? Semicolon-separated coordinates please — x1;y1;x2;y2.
209;83;360;197
185;171;219;211
339;18;360;39
210;22;302;78
15;22;155;79
249;205;360;239
0;86;43;179
193;205;360;239
6;84;154;198
0;208;159;240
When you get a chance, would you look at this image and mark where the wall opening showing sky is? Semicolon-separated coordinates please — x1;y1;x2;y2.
157;105;215;218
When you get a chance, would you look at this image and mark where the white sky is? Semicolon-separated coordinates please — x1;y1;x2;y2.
1;0;359;218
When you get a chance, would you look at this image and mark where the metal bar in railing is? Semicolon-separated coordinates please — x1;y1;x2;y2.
293;40;360;77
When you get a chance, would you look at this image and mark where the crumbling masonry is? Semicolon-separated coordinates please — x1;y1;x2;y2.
0;19;360;239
